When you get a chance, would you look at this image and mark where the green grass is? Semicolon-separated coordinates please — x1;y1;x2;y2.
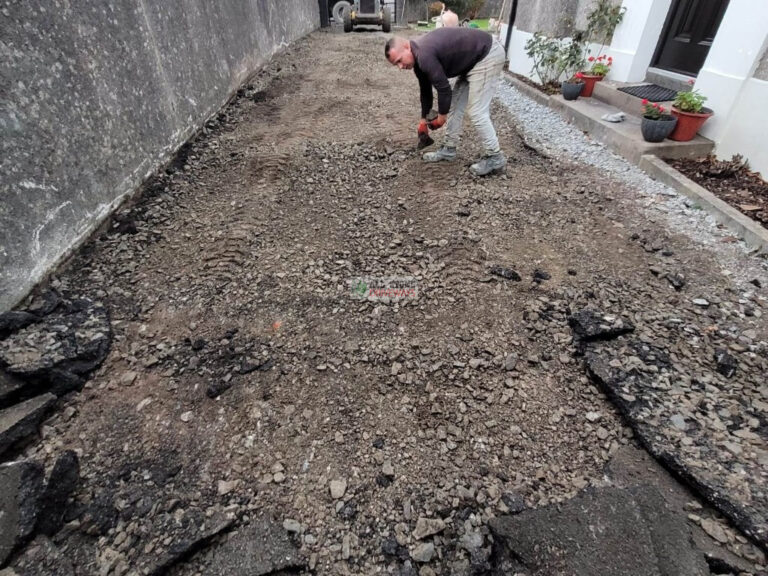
415;18;490;30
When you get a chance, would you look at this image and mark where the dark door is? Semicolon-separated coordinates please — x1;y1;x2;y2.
652;0;729;76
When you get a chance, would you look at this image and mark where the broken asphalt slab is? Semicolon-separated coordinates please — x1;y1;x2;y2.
606;444;763;573
564;305;768;553
203;515;305;575
489;484;709;576
4;535;76;576
568;308;635;343
0;294;111;399
0;394;56;458
0;460;45;565
147;517;235;576
584;342;768;551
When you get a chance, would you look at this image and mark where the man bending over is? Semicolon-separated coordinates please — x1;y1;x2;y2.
385;28;507;176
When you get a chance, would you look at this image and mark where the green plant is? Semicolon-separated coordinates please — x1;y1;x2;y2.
559;34;587;79
641;99;669;120
525;33;586;86
525;33;564;85
585;0;626;57
674;81;708;113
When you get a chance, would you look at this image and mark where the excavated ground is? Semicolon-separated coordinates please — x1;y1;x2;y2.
8;30;768;576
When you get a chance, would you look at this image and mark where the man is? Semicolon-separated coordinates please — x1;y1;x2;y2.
385;28;507;176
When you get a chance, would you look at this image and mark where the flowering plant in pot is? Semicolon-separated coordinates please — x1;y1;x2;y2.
561;72;585;100
670;80;713;141
581;55;613;97
640;99;677;142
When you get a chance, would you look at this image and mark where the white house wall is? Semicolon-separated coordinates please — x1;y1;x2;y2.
695;0;767;142
695;0;768;177
609;0;671;82
716;78;768;178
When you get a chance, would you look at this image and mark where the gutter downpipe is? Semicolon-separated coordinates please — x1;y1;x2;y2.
504;0;518;60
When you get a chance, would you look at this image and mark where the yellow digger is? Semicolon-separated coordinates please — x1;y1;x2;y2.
338;0;392;33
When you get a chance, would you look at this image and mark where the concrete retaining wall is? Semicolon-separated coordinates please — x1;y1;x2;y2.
0;0;318;312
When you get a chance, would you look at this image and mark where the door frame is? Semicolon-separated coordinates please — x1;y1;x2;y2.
650;0;728;77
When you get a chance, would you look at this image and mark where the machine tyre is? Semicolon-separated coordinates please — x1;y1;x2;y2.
343;7;353;32
332;1;351;24
381;8;391;33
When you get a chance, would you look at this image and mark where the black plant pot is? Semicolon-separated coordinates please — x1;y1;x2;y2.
641;115;678;143
561;81;584;101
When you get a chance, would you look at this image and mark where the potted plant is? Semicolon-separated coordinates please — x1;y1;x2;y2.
581;55;613;97
562;72;585;100
669;80;713;141
640;99;677;142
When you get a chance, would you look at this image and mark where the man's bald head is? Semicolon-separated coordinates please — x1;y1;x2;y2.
385;37;414;70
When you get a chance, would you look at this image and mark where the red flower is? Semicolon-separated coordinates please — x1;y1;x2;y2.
608;56;613;62
575;71;584;78
588;56;595;62
642;98;649;105
598;55;605;61
659;106;665;112
687;78;695;85
652;102;659;108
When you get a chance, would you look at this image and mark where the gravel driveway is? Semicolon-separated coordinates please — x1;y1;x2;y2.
9;30;768;575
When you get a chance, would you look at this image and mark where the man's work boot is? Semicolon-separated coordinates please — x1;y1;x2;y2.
470;152;506;176
423;146;457;163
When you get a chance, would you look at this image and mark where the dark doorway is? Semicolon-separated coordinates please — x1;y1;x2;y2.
652;0;729;76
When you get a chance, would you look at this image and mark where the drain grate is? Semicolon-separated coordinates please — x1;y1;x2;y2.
618;84;677;102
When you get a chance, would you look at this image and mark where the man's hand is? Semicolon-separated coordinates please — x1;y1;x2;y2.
428;114;447;130
417;119;434;150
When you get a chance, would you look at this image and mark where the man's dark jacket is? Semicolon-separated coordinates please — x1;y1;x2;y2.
410;27;493;118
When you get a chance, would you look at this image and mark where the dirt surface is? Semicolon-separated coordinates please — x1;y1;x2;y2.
670;155;768;227
8;30;768;575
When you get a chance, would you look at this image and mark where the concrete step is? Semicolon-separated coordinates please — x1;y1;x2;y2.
592;80;675;118
646;67;694;93
549;94;713;164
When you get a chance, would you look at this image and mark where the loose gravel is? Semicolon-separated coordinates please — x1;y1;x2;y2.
496;79;768;284
3;31;768;576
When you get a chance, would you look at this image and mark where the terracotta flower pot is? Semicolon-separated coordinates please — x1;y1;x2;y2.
669;107;713;141
580;74;604;97
561;81;584;101
641;114;677;142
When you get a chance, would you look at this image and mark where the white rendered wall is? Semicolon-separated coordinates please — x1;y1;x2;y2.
695;0;767;142
714;78;768;178
608;0;671;82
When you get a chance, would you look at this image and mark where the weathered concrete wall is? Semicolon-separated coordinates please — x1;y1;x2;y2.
515;0;579;36
477;0;506;19
401;0;431;23
0;1;318;312
514;0;621;37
